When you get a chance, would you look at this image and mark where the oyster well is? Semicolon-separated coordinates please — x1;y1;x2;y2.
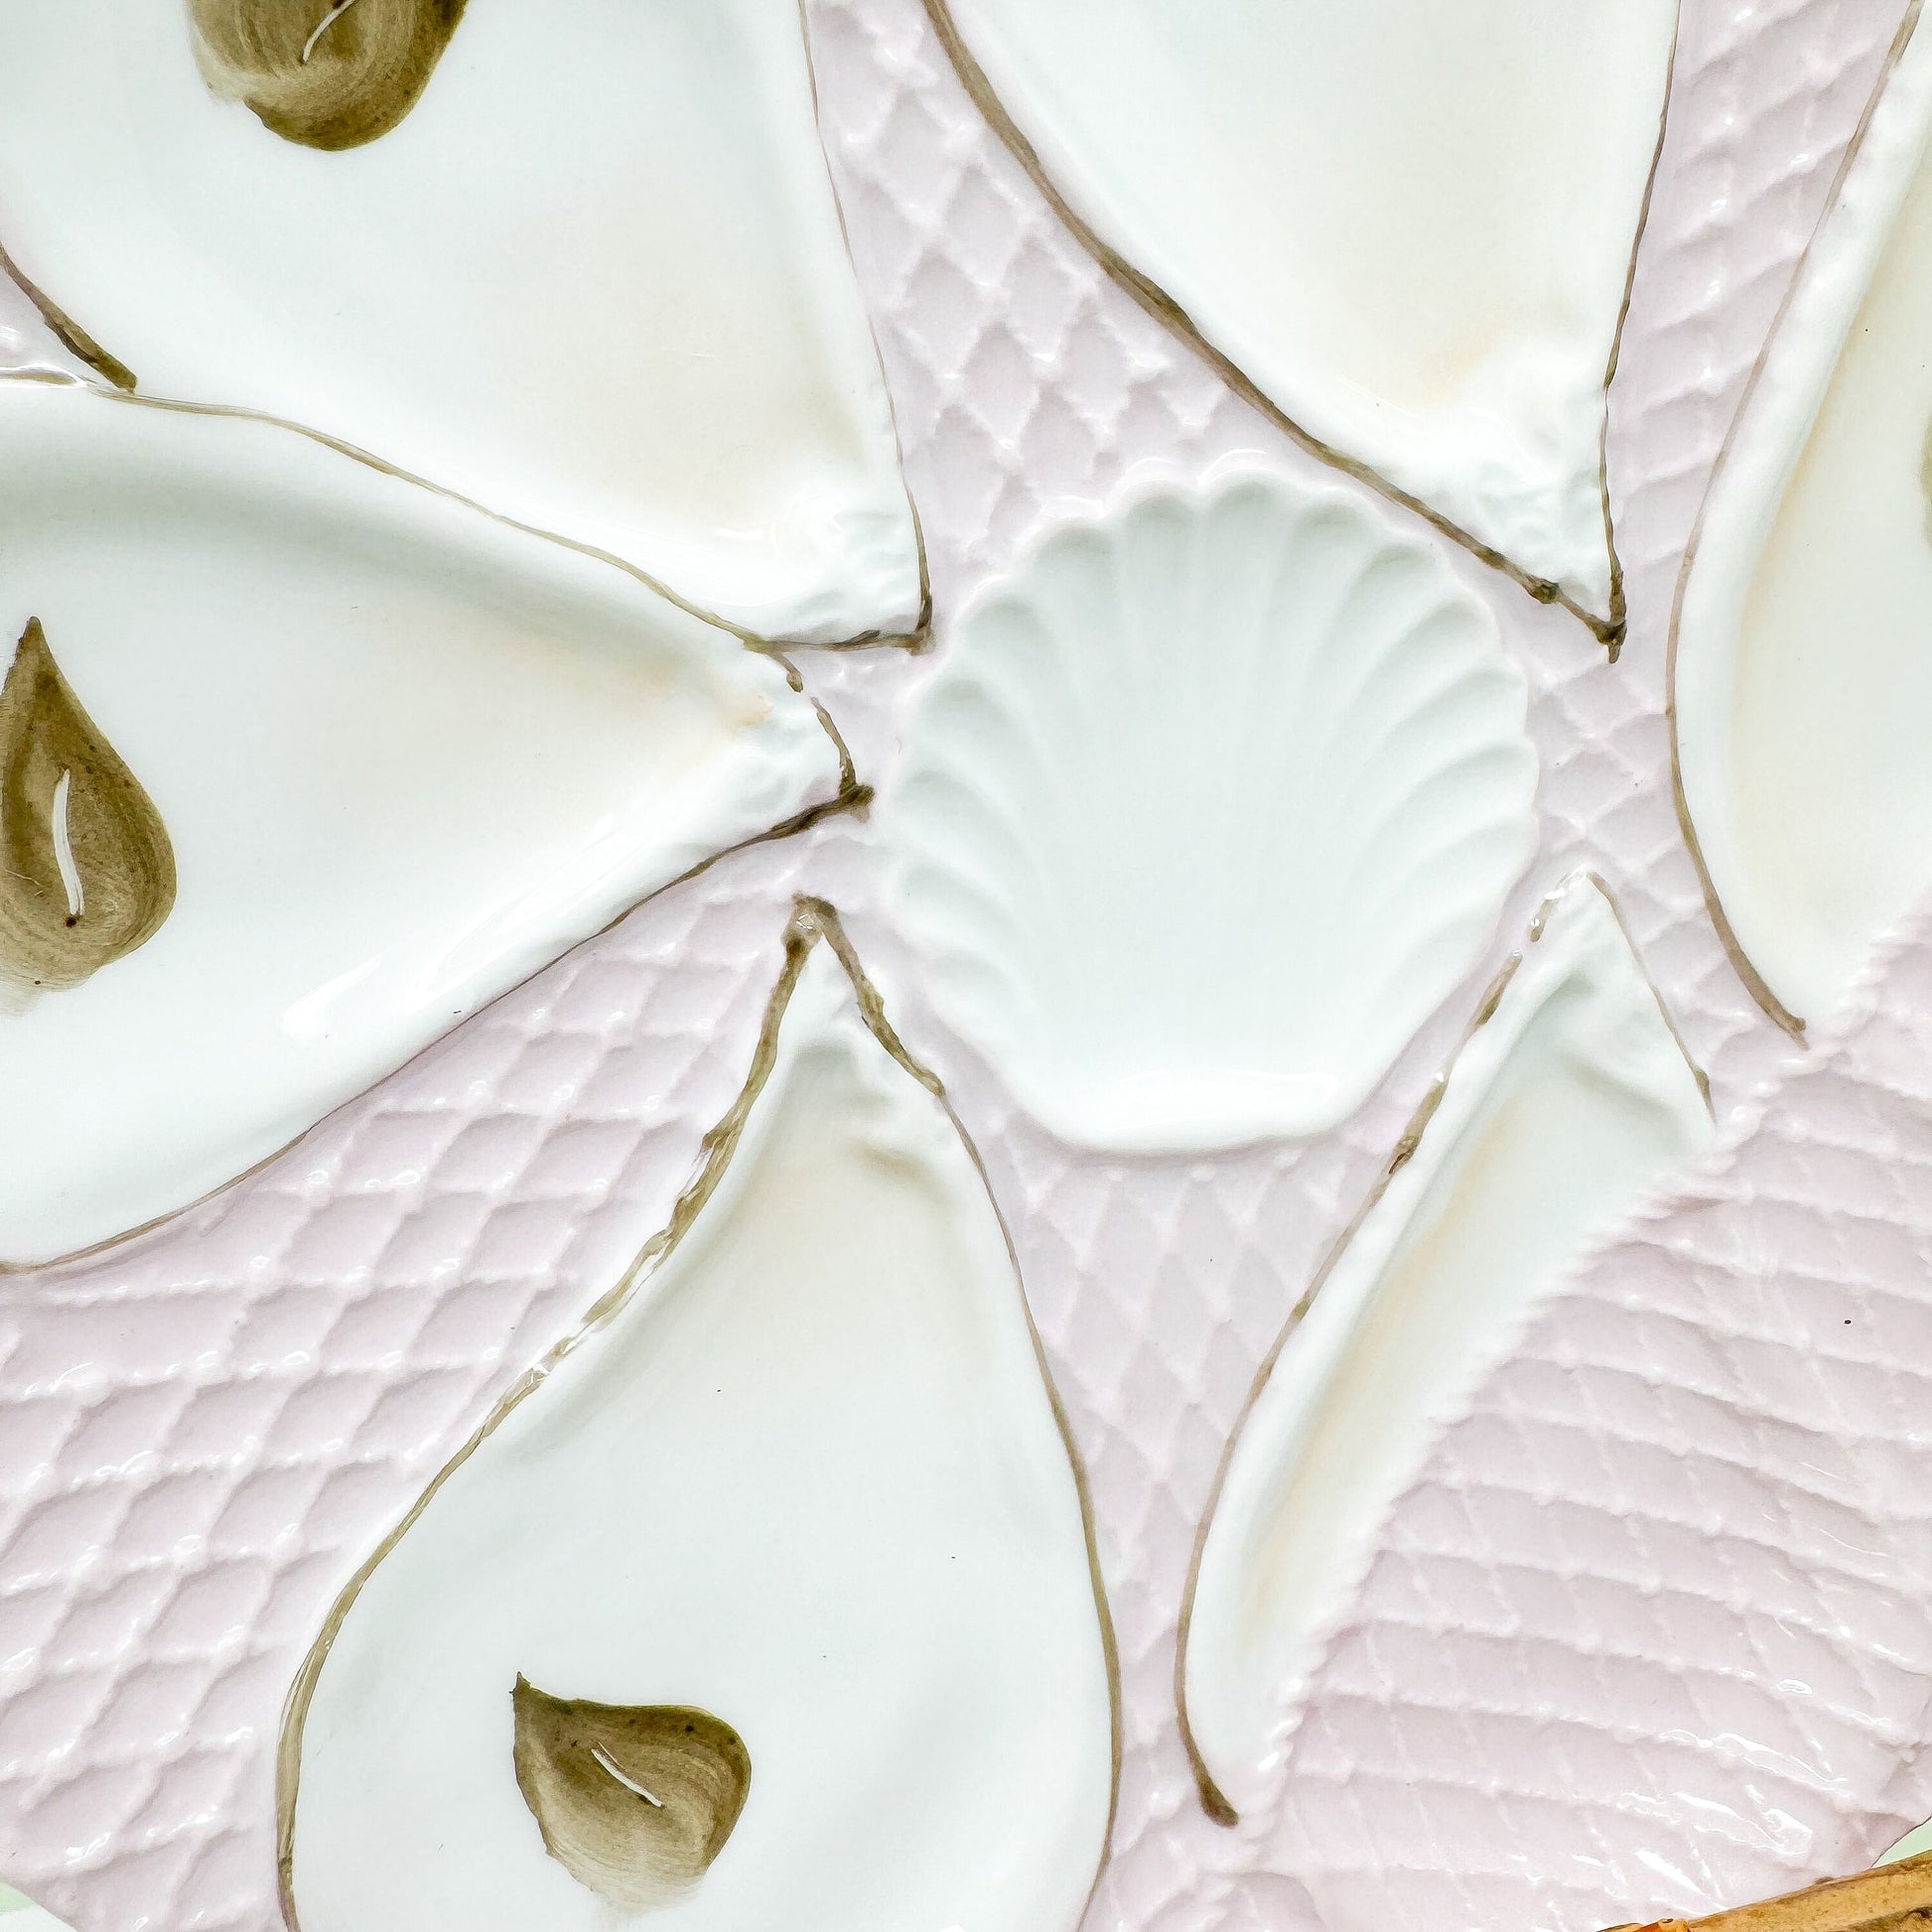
281;903;1116;1932
926;0;1678;632
1673;9;1932;1032
1180;875;1714;1816
0;378;843;1265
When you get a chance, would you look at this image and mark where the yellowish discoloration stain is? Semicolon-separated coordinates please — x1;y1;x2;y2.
188;0;466;150
510;1677;752;1912
0;619;175;995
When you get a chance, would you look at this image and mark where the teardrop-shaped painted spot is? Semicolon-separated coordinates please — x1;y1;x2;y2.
188;0;467;151
0;618;175;995
510;1678;752;1912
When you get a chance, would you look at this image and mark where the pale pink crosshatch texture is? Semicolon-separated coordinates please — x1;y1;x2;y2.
0;0;1929;1929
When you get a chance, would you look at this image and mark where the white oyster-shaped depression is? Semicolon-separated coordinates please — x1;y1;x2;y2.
1180;874;1713;1817
0;377;845;1266
928;0;1678;633
283;904;1115;1932
0;0;921;645
1674;14;1932;1033
882;468;1539;1154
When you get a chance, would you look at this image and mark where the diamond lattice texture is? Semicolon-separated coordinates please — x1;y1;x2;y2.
0;0;1922;1928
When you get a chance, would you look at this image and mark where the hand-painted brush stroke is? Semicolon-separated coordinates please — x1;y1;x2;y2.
0;617;175;997
189;0;467;150
511;1678;752;1912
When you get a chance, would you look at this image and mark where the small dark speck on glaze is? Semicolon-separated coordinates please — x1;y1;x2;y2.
188;0;467;151
511;1676;752;1914
0;619;176;996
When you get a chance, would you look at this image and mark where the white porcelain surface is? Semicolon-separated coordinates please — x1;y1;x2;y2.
929;0;1677;625
0;378;842;1265
882;467;1538;1153
0;0;922;645
1674;12;1932;1032
1181;873;1713;1812
286;913;1114;1932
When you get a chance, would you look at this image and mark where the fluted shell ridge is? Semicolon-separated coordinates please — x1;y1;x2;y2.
884;465;1539;1153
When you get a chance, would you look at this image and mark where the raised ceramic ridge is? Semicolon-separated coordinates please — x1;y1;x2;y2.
0;0;926;647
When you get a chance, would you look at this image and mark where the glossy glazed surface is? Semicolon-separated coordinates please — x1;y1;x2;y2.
0;378;841;1263
1675;12;1932;1030
1;4;1929;1931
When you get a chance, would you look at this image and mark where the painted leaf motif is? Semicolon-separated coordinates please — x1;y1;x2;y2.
510;1679;752;1912
0;0;921;642
188;0;468;150
0;617;175;995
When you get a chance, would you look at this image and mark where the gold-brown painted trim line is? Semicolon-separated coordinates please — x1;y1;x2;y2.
918;0;1660;652
1596;6;1685;667
1171;940;1520;1826
273;896;1121;1930
0;368;921;655
0;238;136;392
1578;868;1717;1119
1662;0;1924;1040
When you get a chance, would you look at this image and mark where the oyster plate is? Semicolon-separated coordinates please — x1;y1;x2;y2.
2;4;1932;1932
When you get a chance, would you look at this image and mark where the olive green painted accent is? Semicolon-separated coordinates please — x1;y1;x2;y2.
510;1678;751;1912
188;0;467;151
0;619;176;994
